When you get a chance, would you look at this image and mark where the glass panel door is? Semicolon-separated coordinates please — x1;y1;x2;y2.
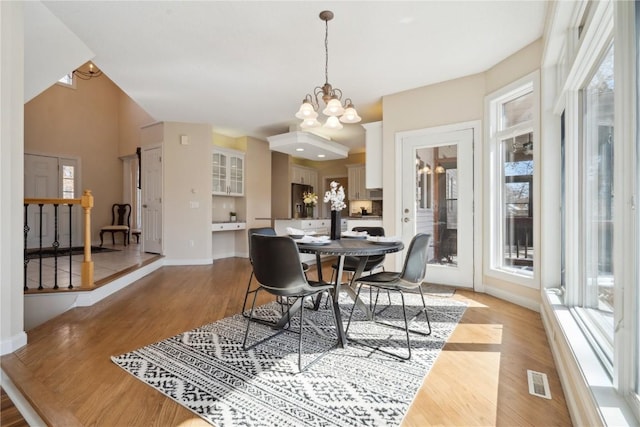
402;128;474;287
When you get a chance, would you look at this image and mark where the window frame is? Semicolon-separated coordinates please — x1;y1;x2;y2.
485;71;540;288
542;0;639;422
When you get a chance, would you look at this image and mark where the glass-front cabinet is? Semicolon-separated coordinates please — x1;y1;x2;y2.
212;147;244;196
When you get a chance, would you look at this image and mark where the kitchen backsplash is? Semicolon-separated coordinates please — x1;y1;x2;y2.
349;200;382;216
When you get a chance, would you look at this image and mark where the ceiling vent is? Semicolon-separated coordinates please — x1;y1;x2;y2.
267;131;349;161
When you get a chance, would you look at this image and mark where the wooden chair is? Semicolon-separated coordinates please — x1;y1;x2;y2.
100;204;131;246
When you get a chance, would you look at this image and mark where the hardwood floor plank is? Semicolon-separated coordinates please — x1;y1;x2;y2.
2;258;572;426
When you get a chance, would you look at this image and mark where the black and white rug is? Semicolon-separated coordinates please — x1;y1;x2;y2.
112;292;467;426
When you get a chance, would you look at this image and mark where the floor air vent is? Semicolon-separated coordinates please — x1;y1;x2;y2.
527;370;552;399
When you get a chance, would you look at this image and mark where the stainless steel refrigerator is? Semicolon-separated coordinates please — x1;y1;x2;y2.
291;183;313;218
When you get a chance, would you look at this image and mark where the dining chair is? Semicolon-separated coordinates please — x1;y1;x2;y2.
243;228;309;324
345;233;432;360
325;226;388;309
330;226;387;283
243;234;338;372
99;203;131;246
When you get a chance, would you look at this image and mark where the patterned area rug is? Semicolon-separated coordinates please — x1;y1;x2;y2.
112;292;467;426
420;282;457;297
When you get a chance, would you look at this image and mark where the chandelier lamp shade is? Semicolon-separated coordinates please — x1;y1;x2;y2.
295;10;361;131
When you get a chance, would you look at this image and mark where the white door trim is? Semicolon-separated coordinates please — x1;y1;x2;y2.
394;120;483;292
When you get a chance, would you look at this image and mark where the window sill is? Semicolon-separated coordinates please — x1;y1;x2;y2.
541;290;638;426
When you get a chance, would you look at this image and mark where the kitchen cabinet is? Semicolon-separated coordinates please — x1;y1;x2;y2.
347;165;367;200
211;222;246;232
291;164;318;190
212;147;244;196
363;121;383;189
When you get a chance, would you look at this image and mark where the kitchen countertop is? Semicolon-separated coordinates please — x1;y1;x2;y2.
257;216;383;220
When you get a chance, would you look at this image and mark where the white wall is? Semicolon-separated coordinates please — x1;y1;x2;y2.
0;1;27;354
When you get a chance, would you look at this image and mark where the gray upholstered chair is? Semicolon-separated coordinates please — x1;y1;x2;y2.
243;234;337;372
345;233;432;360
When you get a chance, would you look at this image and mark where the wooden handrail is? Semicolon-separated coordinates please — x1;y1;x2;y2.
24;189;95;289
24;197;81;205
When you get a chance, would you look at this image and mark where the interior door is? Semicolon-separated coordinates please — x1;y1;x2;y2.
401;128;474;288
24;154;81;249
142;145;162;254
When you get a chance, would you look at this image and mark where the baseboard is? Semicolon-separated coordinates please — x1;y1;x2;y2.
163;258;214;265
483;285;540;312
0;332;27;356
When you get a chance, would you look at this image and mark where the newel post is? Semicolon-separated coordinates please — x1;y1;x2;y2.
81;190;95;288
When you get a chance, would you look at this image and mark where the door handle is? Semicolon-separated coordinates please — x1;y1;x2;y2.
142;204;148;208
403;217;410;223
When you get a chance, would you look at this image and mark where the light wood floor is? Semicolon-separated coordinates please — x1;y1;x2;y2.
2;258;572;426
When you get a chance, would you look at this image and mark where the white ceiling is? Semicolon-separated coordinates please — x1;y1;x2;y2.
28;1;548;152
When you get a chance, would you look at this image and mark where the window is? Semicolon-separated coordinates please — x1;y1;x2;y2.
56;73;76;89
574;44;615;366
487;74;537;282
545;0;639;422
61;165;75;199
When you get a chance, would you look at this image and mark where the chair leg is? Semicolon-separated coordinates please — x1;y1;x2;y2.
100;231;104;247
347;286;431;361
242;288;260;349
298;296;305;371
241;271;255;316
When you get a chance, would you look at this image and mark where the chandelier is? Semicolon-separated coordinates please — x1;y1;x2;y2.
295;10;361;130
73;62;103;80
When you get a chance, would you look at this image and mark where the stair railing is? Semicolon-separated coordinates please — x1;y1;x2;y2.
23;190;94;291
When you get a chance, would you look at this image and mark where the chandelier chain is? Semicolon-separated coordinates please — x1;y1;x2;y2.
324;18;329;85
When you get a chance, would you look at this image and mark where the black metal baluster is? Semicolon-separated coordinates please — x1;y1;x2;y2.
68;204;73;289
24;204;30;291
52;204;59;290
37;204;43;290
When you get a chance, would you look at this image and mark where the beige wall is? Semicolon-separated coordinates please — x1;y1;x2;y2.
24;74;152;242
383;73;486;232
162;122;212;261
382;39;542;306
118;91;155;157
271;152;290;220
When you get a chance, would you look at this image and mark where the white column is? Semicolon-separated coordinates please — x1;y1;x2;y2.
0;1;27;354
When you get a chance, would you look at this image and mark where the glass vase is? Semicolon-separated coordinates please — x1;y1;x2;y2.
305;205;314;218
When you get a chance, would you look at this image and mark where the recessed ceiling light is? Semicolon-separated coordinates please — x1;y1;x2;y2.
296;148;304;152
317;154;326;158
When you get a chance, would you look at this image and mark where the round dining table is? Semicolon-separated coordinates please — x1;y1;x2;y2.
294;237;404;347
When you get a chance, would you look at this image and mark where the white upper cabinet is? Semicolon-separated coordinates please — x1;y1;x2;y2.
363;121;382;189
291;164;318;190
347;164;367;200
212;147;244;196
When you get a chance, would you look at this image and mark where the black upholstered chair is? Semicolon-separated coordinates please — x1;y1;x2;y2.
243;234;337;372
243;228;309;323
100;203;131;246
345;233;432;360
